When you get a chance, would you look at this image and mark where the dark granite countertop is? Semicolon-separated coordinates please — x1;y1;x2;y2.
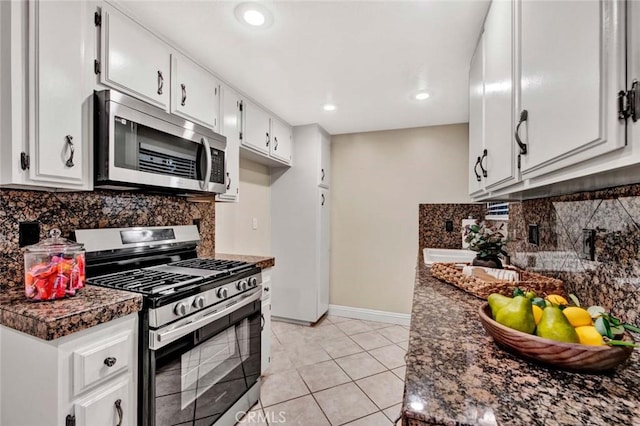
0;285;142;341
403;260;640;425
215;253;275;270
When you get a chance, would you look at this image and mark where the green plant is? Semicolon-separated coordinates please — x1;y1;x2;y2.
464;221;508;258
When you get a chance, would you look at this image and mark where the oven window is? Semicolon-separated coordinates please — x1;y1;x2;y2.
154;308;261;426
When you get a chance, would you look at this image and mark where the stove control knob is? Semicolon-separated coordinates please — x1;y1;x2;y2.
193;296;205;309
236;281;248;291
174;302;187;316
216;288;228;299
248;277;258;287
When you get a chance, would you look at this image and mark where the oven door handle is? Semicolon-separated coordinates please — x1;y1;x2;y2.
150;288;262;350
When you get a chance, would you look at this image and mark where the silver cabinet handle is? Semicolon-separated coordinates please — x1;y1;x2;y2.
515;109;528;155
200;137;212;190
266;132;270;147
157;71;164;95
226;171;231;190
114;399;123;426
181;83;187;106
479;149;488;178
104;357;117;367
64;135;75;167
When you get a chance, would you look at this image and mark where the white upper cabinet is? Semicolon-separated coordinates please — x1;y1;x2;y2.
99;3;170;110
216;84;241;202
482;0;515;189
516;0;625;179
170;54;220;131
28;0;89;187
270;117;292;164
241;99;271;156
318;129;330;188
468;34;485;196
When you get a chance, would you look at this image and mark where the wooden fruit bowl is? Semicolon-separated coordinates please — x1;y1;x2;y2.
478;303;634;372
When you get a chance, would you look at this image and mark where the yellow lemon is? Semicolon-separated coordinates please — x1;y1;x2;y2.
562;307;593;327
532;305;543;325
575;326;605;346
546;294;569;306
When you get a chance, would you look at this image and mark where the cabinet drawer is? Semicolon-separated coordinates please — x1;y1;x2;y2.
73;331;132;395
75;378;132;426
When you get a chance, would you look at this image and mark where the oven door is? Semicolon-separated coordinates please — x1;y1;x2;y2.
148;289;262;426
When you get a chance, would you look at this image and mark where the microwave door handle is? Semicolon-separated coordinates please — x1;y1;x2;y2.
200;137;212;190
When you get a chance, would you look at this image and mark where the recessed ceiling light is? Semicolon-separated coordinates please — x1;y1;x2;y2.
243;9;265;26
323;104;336;111
415;92;430;100
234;3;273;28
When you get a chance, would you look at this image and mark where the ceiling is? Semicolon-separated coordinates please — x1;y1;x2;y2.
116;0;490;135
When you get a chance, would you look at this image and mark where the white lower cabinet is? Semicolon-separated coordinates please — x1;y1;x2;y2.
0;314;138;426
261;268;272;374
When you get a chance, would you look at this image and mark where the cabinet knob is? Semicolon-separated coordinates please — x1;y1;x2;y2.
104;357;117;367
274;136;278;150
321;193;325;206
473;156;482;182
64;135;75;168
266;132;270;147
181;83;187;106
226;171;231;190
321;168;325;181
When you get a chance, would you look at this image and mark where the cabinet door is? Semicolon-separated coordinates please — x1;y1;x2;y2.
216;85;240;202
171;55;220;130
483;0;516;189
100;3;170;109
261;299;271;374
318;130;330;188
517;0;625;179
28;0;87;186
317;188;330;319
468;35;485;196
270;117;292;164
75;378;133;426
242;100;271;155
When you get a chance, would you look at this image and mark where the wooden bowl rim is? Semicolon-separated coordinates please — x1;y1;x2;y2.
478;302;634;353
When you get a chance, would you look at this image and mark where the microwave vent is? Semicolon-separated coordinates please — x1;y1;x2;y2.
138;147;197;179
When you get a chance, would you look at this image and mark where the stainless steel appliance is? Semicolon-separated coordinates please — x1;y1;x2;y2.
94;90;227;195
75;225;261;426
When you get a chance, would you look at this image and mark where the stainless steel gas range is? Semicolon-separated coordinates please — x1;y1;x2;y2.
75;225;262;426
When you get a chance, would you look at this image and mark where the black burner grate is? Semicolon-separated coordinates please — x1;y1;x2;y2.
169;258;254;273
88;269;203;295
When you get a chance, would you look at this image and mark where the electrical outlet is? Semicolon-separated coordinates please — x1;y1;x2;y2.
581;229;595;261
19;221;40;247
252;218;258;230
528;224;539;246
445;220;453;232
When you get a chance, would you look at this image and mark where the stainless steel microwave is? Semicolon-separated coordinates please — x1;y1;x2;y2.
94;90;226;195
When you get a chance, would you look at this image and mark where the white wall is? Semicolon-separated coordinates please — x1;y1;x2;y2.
330;124;472;314
215;158;271;255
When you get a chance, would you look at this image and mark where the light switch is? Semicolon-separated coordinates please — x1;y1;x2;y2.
252;217;258;230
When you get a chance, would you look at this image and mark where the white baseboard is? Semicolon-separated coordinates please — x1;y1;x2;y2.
328;304;411;326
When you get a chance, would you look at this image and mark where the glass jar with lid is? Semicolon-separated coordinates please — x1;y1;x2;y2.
23;228;86;301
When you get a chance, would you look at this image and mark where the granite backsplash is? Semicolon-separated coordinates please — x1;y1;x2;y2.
419;203;484;249
0;189;215;288
506;183;640;326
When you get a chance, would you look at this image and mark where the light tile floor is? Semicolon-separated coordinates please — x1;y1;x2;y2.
237;315;407;425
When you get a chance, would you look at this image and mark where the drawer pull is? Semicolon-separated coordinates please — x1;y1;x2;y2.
115;399;123;426
104;357;117;367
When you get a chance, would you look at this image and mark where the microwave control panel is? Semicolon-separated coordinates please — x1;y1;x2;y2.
210;148;225;184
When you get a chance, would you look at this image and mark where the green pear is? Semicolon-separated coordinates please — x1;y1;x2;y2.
495;296;536;334
536;306;580;343
487;293;512;318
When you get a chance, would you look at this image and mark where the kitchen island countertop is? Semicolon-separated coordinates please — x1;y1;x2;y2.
0;284;142;340
214;253;275;270
403;259;640;425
